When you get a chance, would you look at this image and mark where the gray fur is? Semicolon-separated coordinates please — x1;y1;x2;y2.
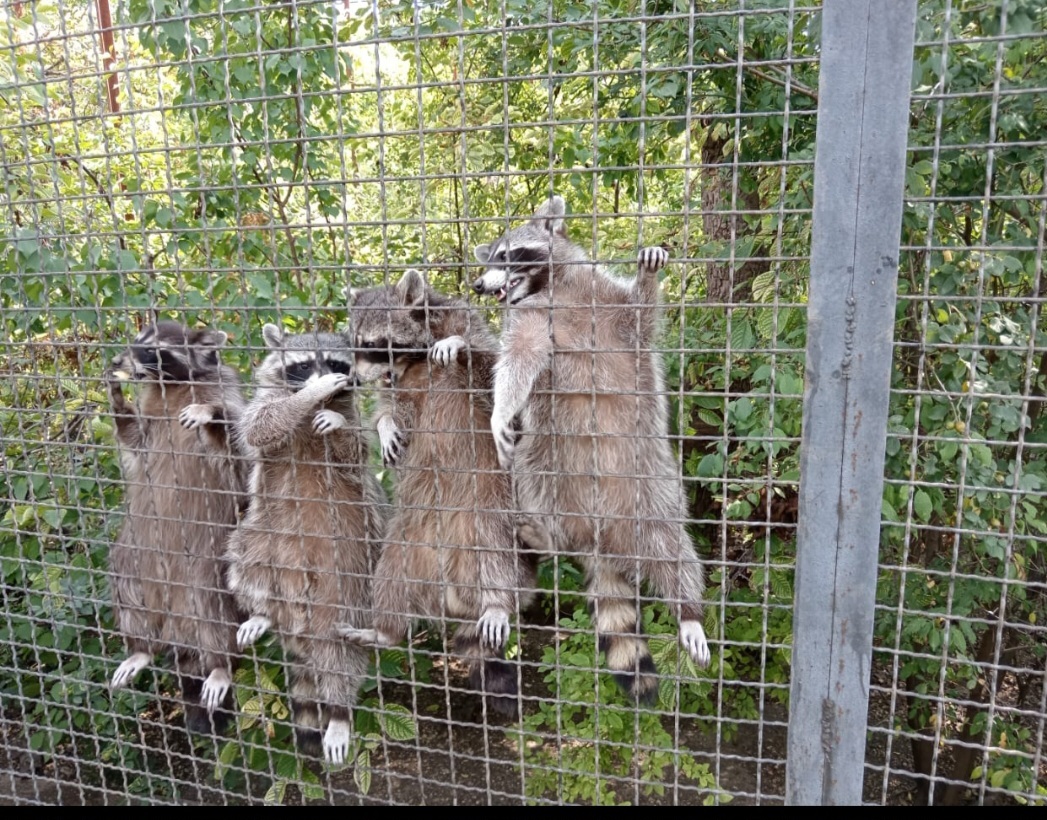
347;270;535;715
473;196;710;703
225;325;387;759
106;320;247;732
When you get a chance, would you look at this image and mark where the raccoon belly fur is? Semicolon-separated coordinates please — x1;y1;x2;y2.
374;360;533;716
110;397;244;730
227;436;386;740
510;299;705;704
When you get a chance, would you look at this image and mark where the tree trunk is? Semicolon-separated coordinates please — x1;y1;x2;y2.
700;130;768;304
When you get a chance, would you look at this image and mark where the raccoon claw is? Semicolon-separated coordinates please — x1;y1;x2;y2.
491;418;516;471
478;608;511;650
200;668;232;712
323;719;351;766
237;615;272;649
313;409;348;435
680;620;711;668
179;403;214;430
430;335;466;367
377;416;405;466
111;652;150;690
638;246;669;274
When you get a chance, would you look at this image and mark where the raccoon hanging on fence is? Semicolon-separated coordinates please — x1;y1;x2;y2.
106;320;247;734
225;324;387;764
338;268;535;717
472;195;711;704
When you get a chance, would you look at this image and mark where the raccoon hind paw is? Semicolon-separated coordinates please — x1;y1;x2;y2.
200;668;232;712
478;607;511;650
323;719;352;765
680;619;711;668
111;652;151;690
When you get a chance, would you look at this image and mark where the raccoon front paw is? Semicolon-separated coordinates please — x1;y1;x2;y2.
680;620;711;668
335;624;397;647
323;719;351;766
430;335;466;367
478;607;511;650
179;403;214;430
236;615;272;649
376;415;405;466
111;652;151;690
638;245;670;275
200;668;232;712
106;353;133;384
516;516;554;553
491;415;516;471
310;372;352;401
312;409;348;436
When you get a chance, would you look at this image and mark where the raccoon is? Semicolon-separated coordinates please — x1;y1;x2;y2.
338;268;535;716
472;195;711;704
225;324;386;764
105;320;247;734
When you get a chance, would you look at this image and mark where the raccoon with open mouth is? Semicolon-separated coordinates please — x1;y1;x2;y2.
473;196;710;704
340;269;535;717
106;320;247;734
225;324;387;764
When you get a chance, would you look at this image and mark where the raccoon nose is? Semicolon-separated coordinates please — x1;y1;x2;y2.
472;277;485;294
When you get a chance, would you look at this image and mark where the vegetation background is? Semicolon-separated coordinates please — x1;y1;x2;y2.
0;0;1044;805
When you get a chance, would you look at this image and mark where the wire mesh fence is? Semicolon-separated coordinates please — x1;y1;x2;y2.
0;0;1042;807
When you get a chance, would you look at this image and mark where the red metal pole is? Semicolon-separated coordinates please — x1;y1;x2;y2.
95;0;119;114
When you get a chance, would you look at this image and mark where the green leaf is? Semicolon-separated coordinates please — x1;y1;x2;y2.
730;319;755;351
354;749;372;794
263;780;287;806
913;490;933;523
697;453;723;478
731;397;753;423
154;207;174;228
378;703;417;741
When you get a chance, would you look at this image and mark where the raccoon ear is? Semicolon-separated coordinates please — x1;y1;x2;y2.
198;329;228;348
344;284;360;305
531;195;566;236
395;268;426;306
473;244;492;264
262;323;283;349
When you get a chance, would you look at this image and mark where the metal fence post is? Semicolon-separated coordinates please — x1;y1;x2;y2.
786;0;917;805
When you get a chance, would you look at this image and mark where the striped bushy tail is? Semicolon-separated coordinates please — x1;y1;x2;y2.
588;566;658;705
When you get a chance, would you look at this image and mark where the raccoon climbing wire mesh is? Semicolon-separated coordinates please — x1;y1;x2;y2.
0;0;1044;806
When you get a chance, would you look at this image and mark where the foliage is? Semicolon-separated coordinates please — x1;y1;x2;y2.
513;601;727;806
214;648;418;804
874;0;1047;801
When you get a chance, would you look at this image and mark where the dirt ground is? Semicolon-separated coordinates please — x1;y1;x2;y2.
0;628;1040;806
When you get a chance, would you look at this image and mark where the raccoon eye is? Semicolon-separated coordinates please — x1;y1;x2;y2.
285;362;314;382
327;360;352;376
358;339;387;351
